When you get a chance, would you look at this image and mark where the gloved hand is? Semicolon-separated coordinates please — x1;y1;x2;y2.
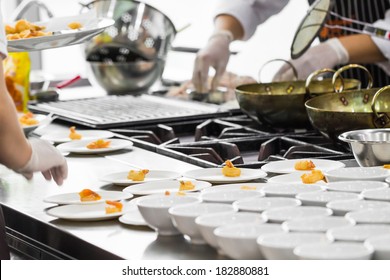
16;138;68;186
273;38;349;81
192;30;233;93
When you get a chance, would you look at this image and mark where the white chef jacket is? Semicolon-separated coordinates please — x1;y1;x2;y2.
0;8;8;58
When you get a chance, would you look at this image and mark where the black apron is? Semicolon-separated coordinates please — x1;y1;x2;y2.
308;0;390;87
0;206;10;260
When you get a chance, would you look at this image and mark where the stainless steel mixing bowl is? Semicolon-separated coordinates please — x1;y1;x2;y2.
339;128;390;167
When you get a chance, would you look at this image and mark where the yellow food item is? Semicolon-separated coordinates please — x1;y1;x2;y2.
301;170;326;184
69;126;82;140
19;112;38;126
127;169;149;181
294;160;316;171
384;164;390;169
86;139;111;149
68;21;83;30
179;180;195;191
5;19;51;40
79;189;102;202
176;191;186;196
105;200;123;214
240;185;257;190
222;160;241;177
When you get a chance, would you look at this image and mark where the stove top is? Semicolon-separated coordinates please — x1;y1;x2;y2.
111;115;354;168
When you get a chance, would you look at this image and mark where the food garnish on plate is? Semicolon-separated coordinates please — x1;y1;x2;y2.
105;200;123;214
179;180;195;191
68;22;83;30
384;164;390;169
78;189;101;202
6;19;52;40
127;169;149;181
294;160;316;171
19;111;39;126
86;139;111;149
301;170;326;184
69;126;82;140
240;185;257;190
222;160;241;177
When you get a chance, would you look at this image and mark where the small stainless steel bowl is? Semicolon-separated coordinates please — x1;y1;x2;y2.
339;128;390;167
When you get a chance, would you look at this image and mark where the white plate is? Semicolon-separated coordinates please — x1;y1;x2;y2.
122;179;211;196
267;172;327;185
182;168;267;184
118;198;147;226
100;170;182;186
46;203;130;221
56;138;133;154
43;190;133;205
261;183;324;198
20;113;48;134
361;188;390;202
325;180;388;193
261;159;345;174
41;130;115;144
200;183;268;193
324;167;390;182
7;14;114;52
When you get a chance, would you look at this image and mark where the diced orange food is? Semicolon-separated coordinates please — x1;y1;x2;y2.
6;19;51;40
19;112;39;126
79;189;101;202
240;185;257;190
127;169;149;181
222;160;241;177
384;164;390;169
179;180;195;191
165;190;171;196
294;160;316;171
69;126;82;140
105;200;123;214
301;170;326;184
68;21;83;30
86;139;111;149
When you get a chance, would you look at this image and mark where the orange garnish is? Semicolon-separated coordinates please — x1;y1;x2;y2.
68;22;82;30
19;112;39;126
79;189;101;202
240;186;257;190
384;165;390;169
295;160;316;171
105;200;123;214
165;190;171;196
86;139;111;149
69;126;82;140
127;169;149;181
222;160;241;177
301;170;326;184
179;181;195;191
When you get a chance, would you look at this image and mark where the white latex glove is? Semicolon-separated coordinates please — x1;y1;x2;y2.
273;38;349;81
16;138;68;186
192;30;233;93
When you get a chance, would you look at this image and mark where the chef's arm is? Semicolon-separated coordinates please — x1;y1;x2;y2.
340;34;386;63
214;14;244;40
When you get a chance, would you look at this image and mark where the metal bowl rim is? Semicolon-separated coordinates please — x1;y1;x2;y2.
339;128;390;144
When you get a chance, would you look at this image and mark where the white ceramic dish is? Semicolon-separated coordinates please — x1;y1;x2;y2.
325;180;388;193
324;167;390;182
195;212;266;252
101;171;182;187
346;208;390;224
57;138;133;154
200;183;268;193
168;203;235;244
137;195;201;236
46;203;130;221
261;159;345;174
122;179;210;195
326;199;390;216
182;168;267;184
233;197;302;213
364;234;390;260
43;190;133;205
20;113;48;134
41;129;114;144
361;188;390;202
294;242;374;260
296;191;361;207
262;183;324;198
214;223;285;260
327;224;390;242
118;197;147;226
261;206;332;223
200;189;264;204
282;216;355;233
267;172;327;185
257;232;331;260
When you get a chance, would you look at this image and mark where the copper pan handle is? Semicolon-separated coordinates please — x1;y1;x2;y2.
305;68;336;97
371;85;390;127
258;59;298;83
332;64;373;93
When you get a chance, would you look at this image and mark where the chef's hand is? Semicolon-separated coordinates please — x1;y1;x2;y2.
16;138;68;186
192;30;233;93
273;38;349;81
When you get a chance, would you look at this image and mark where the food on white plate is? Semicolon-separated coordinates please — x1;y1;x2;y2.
222;160;241;177
86;139;111;149
127;169;149;181
78;189;102;202
6;19;52;40
69;126;82;140
19;111;39;126
301;170;326;184
294;160;316;171
179;180;195;191
105;200;123;214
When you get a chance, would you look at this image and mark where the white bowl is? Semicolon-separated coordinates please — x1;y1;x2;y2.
195;212;266;252
267;172;327;185
346;208;390;224
325;180;388;193
294;242;374;260
233;197;301;213
324;167;390;182
262;183;324;198
136;195;200;236
296;191;361;207
214;223;285;260
200;183;268;193
257;232;331;260
326;199;390;216
364;234;390;260
327;224;390;242
282;216;355;233
200;189;264;204
168;203;235;244
361;188;390;202
261;206;333;223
